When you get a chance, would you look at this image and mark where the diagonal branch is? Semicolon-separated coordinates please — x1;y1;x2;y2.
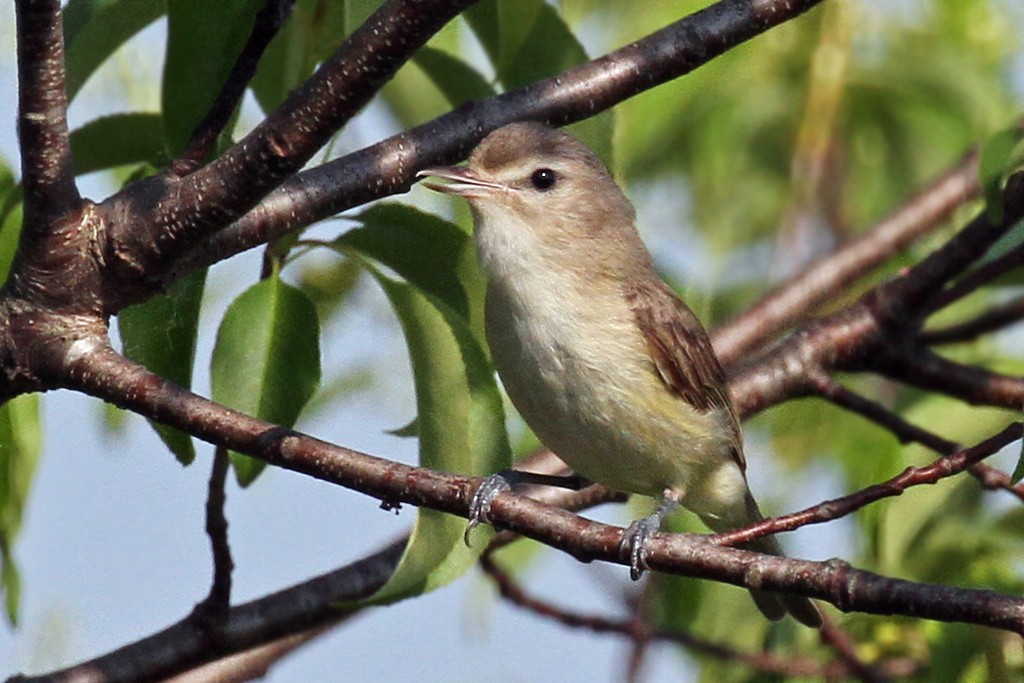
713;149;980;366
173;0;827;278
923;294;1024;346
48;342;1024;636
14;0;80;224
135;0;480;271
712;423;1022;548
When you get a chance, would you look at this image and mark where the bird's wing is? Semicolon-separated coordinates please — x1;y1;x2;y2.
624;279;745;470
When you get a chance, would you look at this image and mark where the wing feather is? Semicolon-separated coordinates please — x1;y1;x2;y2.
625;279;745;470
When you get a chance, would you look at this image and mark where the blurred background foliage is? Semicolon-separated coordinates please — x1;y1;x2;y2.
1;0;1023;680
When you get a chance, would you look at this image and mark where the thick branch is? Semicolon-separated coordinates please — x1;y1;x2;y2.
14;0;80;223
176;0;826;276
134;0;478;271
49;343;1024;637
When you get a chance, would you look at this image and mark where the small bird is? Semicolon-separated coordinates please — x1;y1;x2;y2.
418;122;821;627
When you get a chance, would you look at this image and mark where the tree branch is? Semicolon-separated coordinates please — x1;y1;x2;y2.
14;0;80;224
713;149;980;366
47;343;1024;637
13;542;405;683
174;0;827;277
126;0;479;274
712;423;1022;548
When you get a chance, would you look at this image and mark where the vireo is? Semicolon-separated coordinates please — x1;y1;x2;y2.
419;123;821;627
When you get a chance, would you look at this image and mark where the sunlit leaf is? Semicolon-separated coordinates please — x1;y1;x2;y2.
70;113;166;176
355;265;509;604
210;276;321;485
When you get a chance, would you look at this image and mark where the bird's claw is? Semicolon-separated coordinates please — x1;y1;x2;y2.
465;473;512;546
619;514;660;580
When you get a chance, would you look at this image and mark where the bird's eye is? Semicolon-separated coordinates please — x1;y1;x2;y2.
530;168;557;191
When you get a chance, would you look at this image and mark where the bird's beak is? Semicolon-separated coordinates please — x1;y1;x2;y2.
417;166;502;198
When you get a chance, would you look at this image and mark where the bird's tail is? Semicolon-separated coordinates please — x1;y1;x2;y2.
701;495;822;628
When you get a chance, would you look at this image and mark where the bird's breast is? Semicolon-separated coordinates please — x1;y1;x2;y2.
483;266;733;497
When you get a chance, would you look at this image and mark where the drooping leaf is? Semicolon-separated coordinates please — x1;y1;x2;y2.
332;204;472;317
412;46;496;107
355;265;509;604
70;113;166;176
119;269;207;465
0;394;42;625
163;0;263;155
63;0;166;101
210;275;321;486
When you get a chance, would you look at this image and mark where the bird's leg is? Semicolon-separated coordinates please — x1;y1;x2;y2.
465;469;590;545
619;489;682;580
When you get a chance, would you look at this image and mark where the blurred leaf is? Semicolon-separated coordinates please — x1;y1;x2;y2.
355;265;510;604
0;161;23;284
251;0;348;113
0;394;42;625
978;126;1024;225
210;275;321;486
332;204;472;317
293;253;363;319
163;0;263;154
63;0;166;101
119;270;207;465
413;46;495;106
70;113;166;176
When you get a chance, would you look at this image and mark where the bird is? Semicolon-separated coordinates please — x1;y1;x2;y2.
417;122;821;627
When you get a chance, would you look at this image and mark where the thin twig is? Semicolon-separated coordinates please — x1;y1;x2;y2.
923;295;1024;345
713;423;1022;548
481;553;916;680
191;446;235;624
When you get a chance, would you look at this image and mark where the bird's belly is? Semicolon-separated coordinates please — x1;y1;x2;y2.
485;285;733;498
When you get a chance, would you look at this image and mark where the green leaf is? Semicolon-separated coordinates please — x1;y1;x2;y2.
0;394;42;625
210;276;321;486
63;0;166;101
412;47;496;107
0;162;23;284
70;113;166;176
356;266;510;604
979;126;1024;225
1011;429;1024;486
251;0;347;113
466;1;614;162
163;0;263;155
332;204;472;317
119;270;207;465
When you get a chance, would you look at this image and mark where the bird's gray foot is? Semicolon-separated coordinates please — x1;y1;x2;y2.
619;491;681;580
619;513;662;580
464;471;513;546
